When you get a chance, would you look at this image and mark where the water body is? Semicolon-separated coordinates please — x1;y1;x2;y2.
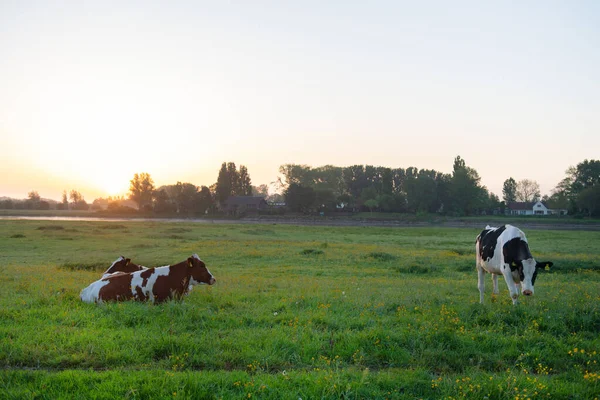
0;216;227;223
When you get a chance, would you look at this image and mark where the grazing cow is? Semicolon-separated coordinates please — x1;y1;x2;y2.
80;254;216;304
476;224;553;305
101;256;147;278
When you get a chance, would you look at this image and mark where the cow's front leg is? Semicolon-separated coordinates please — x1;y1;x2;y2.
477;266;486;304
501;264;519;305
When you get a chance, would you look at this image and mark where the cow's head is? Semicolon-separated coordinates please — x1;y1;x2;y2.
512;259;553;296
187;254;216;285
106;256;131;272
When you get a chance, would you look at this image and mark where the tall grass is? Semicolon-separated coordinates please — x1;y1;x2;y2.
0;220;599;398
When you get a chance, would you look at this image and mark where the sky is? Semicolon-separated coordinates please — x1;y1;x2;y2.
1;1;599;201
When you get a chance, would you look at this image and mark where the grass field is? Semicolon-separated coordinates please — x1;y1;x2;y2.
0;220;599;399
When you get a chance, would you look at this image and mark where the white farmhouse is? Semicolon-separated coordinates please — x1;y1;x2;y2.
506;201;567;216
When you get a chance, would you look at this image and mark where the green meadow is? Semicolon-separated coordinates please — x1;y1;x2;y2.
0;220;599;399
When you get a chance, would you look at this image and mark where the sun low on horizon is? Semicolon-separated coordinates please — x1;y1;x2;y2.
1;2;599;201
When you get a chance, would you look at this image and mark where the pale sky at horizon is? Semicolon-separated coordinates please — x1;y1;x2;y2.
1;1;599;201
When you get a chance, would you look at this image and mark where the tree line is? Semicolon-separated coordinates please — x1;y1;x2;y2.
124;162;259;215
279;156;600;216
1;157;598;217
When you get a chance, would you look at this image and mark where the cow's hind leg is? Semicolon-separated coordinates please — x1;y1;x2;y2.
492;274;499;295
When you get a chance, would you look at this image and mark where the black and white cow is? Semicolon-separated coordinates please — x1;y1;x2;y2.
476;224;553;305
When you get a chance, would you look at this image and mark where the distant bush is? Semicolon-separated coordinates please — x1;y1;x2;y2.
367;252;397;262
301;249;324;256
37;225;65;231
9;234;25;238
98;224;128;230
60;262;109;272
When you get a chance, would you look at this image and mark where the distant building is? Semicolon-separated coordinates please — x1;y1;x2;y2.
222;196;269;215
506;201;567;216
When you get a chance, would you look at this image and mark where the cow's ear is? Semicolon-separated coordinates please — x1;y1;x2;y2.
537;261;553;271
188;257;194;268
125;258;131;266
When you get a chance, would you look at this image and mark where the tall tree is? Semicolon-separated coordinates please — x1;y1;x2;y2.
227;162;240;195
197;186;214;214
277;164;312;190
502;177;517;203
516;179;541;202
216;163;231;204
129;172;155;210
569;159;600;193
284;183;316;213
153;189;176;213
69;190;83;203
61;190;69;209
449;156;486;215
69;190;88;210
238;165;252;196
26;191;41;209
555;159;600;215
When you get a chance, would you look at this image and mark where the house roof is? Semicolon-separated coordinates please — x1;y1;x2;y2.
223;196;268;206
507;201;548;210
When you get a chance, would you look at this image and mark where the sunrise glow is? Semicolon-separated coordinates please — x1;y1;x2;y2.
1;2;599;201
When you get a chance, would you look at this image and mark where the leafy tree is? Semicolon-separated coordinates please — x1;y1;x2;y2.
129;172;155;210
364;198;379;213
342;165;367;207
545;190;569;210
69;190;89;210
28;191;41;202
502;178;517;203
315;188;337;211
577;185;600;217
284;183;316;213
174;182;199;214
197;186;214;214
551;160;600;215
69;190;82;203
238;165;252;196
227;162;240;195
0;199;14;209
153;189;176;213
26;191;41;209
278;164;313;189
516;179;541;202
569;159;600;193
216;163;231;204
58;190;69;210
252;184;269;197
449;156;486;216
216;162;254;202
376;194;396;212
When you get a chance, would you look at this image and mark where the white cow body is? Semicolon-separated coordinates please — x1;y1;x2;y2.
476;224;552;305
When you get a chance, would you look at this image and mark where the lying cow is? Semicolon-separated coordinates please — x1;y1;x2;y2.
101;256;147;278
81;254;216;304
476;224;553;305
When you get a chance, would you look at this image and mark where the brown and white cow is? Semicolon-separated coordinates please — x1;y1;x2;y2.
101;256;147;279
80;254;216;303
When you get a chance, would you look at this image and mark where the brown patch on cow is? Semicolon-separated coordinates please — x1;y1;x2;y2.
153;261;190;303
140;268;155;286
135;286;147;301
98;274;134;302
